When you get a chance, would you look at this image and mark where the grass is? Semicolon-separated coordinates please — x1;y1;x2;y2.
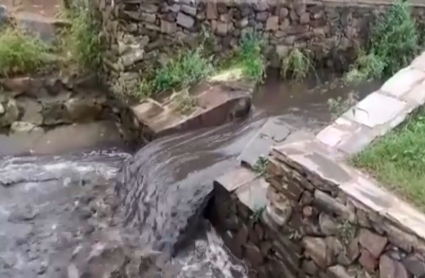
235;34;266;82
346;0;420;83
0;27;48;76
281;48;312;81
137;48;213;98
58;0;100;71
352;109;425;210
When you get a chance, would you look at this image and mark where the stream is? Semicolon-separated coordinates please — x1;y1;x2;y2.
0;73;381;278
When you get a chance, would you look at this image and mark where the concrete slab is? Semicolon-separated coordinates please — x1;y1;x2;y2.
238;117;291;167
380;67;425;98
343;91;407;128
235;177;269;211
215;165;257;193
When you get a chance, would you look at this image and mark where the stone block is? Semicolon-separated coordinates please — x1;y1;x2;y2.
342;91;408;129
181;5;197;16
215;165;257;193
411;51;425;72
327;265;355;278
160;20;176;34
358;229;388;258
381;67;425;98
238;117;291;168
235;177;268;212
313;190;356;222
303;236;334;268
402;253;425;277
316;116;360;148
402;79;425;105
206;2;217;19
266;16;279;31
379;254;410;278
177;12;194;29
359;249;378;272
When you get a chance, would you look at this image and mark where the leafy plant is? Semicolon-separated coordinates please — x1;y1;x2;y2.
59;0;101;70
251;205;266;223
346;0;419;82
253;156;268;177
236;33;266;82
281;48;312;81
0;27;48;76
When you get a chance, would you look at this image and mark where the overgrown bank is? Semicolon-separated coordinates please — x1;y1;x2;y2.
353;109;425;210
346;0;421;83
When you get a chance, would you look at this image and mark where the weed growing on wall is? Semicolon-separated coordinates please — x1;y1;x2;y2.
59;0;101;71
281;48;312;81
0;27;48;76
236;33;266;82
346;0;419;83
253;156;268;177
137;47;213;98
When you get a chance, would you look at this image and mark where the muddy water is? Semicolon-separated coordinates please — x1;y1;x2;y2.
0;74;382;277
0;0;59;17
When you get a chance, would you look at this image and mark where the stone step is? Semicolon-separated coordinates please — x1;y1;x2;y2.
238;117;292;168
131;82;251;137
238;117;317;168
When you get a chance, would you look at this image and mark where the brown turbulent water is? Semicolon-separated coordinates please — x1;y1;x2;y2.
0;74;382;277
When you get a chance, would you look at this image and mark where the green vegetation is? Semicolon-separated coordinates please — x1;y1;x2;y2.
281;48;312;81
251;205;266;223
138;48;213;98
234;34;266;82
59;0;101;71
173;89;197;115
253;156;268;177
352;109;425;210
346;0;420;83
0;27;48;76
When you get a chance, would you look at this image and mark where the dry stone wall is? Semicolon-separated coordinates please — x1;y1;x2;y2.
208;42;425;278
94;0;425;97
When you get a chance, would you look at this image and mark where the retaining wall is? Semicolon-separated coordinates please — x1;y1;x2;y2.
94;0;425;97
209;51;425;278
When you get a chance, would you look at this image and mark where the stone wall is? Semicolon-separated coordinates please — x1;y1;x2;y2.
207;44;425;278
94;0;425;97
0;74;140;144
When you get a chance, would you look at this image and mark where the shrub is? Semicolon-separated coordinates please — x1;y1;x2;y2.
346;0;419;82
281;48;312;81
236;33;266;81
0;27;48;76
60;0;100;70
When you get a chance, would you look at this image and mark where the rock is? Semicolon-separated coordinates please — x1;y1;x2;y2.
319;213;337;236
266;16;279;31
303;237;334;268
1;99;19;127
8;205;38;222
256;12;268;22
244;242;263;267
302;260;319;275
161;20;176;34
10;121;43;135
380;255;410;278
177;12;195;29
402;253;425;277
235;224;249;247
326;236;343;258
216;22;229;36
359;229;388;258
236;18;249;28
206;2;217;19
313;191;356;222
181;5;197;16
279;7;289;18
276;45;290;58
0;5;8;25
359;249;378;272
327;265;355;278
140;4;158;13
64;98;103;122
0;103;4;115
121;49;144;67
18;97;43;125
300;13;310;24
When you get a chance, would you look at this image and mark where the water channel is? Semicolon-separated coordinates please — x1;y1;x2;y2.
0;73;381;277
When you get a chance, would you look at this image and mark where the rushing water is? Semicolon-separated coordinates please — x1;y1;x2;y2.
0;74;383;277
